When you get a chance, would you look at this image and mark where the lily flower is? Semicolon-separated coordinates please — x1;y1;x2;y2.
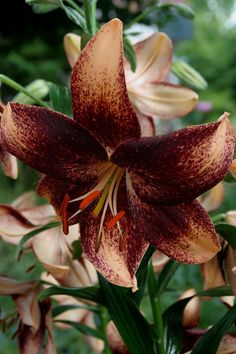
1;19;235;290
0;276;56;354
0;101;18;178
64;30;198;136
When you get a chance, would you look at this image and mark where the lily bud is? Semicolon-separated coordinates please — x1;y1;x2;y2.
172;60;208;90
225;210;236;226
64;33;81;68
14;79;50;104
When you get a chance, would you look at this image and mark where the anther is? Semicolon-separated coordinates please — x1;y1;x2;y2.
79;191;100;210
107;210;125;230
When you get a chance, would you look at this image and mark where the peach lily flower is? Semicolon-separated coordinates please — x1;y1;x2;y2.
64;30;198;136
0;101;18;178
0;277;56;354
0;19;235;290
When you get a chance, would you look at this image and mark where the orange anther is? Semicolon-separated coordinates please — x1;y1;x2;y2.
59;193;70;216
107;210;125;230
79;191;100;210
62;210;69;235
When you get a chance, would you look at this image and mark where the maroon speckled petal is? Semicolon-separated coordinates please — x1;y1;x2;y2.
1;103;108;184
71;19;140;152
79;180;148;289
112;113;235;204
127;181;220;263
37;175;98;225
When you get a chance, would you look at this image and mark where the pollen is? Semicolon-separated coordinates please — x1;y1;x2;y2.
79;191;100;210
107;210;125;230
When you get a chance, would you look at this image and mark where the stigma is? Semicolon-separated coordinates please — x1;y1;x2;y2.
60;163;126;251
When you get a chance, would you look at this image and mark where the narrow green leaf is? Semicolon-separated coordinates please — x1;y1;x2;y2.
215;223;236;249
71;240;83;260
16;221;60;260
25;0;60;13
130;245;155;306
58;0;86;30
163;286;233;354
52;304;99;317
156;260;180;298
224;172;236;183
49;83;72;117
123;37;137;72
172;3;195;19
38;285;105;305
191;304;236;354
99;275;156;354
55;320;105;340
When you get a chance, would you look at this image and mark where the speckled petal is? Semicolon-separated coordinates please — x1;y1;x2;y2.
71;19;140;152
127;181;220;263
112;113;235;205
79;180;148;289
129;82;198;118
125;32;172;85
0;147;18;179
1;103;108;184
37;175;98;224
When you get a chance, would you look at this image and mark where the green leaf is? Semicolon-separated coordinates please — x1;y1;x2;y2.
99;275;156;354
52;304;99;318
14;79;51;104
38;285;105;305
16;221;60;260
71;240;83;260
58;0;86;30
191;304;236;354
130;245;155;306
25;0;60;13
163;286;233;354
224;172;236;183
123;37;137;72
49;83;72;116
156;260;180;298
215;223;236;249
172;3;195;19
55;320;106;340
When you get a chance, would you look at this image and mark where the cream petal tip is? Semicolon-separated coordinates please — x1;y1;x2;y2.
218;111;230;122
131;276;138;293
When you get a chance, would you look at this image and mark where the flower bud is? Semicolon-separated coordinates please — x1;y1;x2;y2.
14;79;50;104
172;60;208;90
64;33;81;68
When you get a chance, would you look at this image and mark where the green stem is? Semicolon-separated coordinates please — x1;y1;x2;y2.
64;0;84;16
125;4;159;30
0;75;49;108
148;262;165;354
83;0;97;35
98;305;111;354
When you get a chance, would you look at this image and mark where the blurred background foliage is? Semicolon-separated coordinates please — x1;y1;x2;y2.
1;0;236;353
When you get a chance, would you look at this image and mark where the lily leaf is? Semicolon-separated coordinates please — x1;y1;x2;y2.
215;223;236;249
163;286;233;354
49;83;72;117
156;260;180;298
191;304;236;354
123;37;137;72
38;285;105;305
58;0;86;30
55;320;106;340
99;275;156;354
16;221;60;260
52;304;99;317
25;0;60;13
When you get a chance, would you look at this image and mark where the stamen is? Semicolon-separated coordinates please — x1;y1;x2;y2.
107;210;125;230
62;211;69;235
92;182;111;217
79;191;100;210
59;193;70;216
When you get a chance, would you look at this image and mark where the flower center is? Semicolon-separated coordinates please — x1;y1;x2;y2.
59;163;126;252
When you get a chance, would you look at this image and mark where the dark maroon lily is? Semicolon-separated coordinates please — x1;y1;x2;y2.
0;19;235;289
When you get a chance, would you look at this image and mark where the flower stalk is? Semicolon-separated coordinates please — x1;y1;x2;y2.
83;0;97;35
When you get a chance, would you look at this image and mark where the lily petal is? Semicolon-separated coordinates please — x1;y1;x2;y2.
0;147;18;179
80;181;148;289
71;19;140;151
125;33;172;86
127;183;220;263
1;103;108;184
112;113;235;205
198;183;224;213
128;82;198;118
0;277;35;295
135;111;155;137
